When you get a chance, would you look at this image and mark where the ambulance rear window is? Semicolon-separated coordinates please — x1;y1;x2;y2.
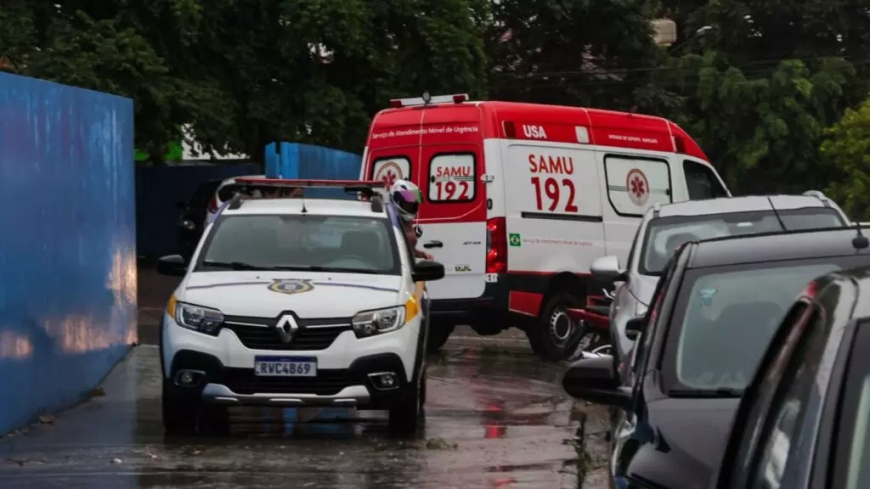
428;153;476;202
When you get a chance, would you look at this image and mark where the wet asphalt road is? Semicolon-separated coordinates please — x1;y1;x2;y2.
0;336;611;489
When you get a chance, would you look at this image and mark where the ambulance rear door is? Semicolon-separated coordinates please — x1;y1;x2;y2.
415;108;488;301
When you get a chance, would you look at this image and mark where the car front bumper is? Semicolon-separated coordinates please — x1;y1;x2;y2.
161;312;421;409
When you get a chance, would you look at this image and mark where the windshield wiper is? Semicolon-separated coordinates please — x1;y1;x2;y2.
202;260;266;271
668;387;743;398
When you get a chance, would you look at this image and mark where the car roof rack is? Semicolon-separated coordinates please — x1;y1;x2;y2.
231;178;388;213
802;190;831;207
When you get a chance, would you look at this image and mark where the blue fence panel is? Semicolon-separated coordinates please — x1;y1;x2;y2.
135;163;259;258
0;73;136;435
265;143;362;199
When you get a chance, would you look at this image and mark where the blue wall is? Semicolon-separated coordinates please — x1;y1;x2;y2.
136;163;259;258
265;142;362;199
0;73;136;435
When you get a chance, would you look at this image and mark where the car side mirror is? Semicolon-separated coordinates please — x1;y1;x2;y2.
562;355;631;409
157;254;187;277
625;317;646;340
591;255;626;282
412;260;445;282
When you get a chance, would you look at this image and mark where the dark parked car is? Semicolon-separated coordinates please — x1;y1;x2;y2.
712;255;870;489
562;226;870;489
177;179;222;260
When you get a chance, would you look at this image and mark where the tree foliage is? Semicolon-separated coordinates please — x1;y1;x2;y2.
2;0;870;198
0;0;489;163
822;99;870;221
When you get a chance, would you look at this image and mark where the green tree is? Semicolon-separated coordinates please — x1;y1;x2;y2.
821;98;870;221
0;1;200;164
650;52;856;193
485;0;666;111
644;0;870;194
2;0;491;162
144;0;490;158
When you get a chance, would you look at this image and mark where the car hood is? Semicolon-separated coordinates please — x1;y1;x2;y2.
628;397;739;488
180;271;403;318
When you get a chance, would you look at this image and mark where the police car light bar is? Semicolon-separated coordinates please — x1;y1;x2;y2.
234;178;385;188
389;93;468;108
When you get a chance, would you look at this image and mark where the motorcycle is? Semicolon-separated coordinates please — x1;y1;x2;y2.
563;288;614;359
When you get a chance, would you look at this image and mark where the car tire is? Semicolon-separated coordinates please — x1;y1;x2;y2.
389;378;422;434
162;380;199;436
536;291;584;361
427;322;454;353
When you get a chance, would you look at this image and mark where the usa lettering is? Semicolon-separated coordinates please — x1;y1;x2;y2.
523;125;547;139
527;154;575;174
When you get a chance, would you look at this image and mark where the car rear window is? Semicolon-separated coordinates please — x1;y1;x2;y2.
663;255;868;394
640;208;845;275
197;215;401;275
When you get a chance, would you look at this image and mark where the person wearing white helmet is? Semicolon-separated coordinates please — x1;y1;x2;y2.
390;179;434;260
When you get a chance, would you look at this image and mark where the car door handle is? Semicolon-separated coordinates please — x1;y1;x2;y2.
423;240;443;248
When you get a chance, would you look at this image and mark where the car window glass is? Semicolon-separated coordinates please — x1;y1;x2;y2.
632;257;674;375
751;309;825;489
675;264;838;391
200;215;400;275
683;159;728;200
626;224;643;271
640;209;844;275
831;321;870;489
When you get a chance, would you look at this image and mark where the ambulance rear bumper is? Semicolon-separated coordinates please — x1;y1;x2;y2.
429;278;509;330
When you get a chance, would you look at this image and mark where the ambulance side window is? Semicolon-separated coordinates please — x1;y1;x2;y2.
427;153;476;202
603;155;672;217
683;160;728;200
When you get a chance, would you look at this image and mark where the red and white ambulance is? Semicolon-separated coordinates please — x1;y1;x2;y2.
360;94;729;360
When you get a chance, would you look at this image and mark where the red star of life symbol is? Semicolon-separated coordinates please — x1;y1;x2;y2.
630;175;646;198
382;169;398;187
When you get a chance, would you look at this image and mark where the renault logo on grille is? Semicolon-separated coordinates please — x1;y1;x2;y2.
275;315;299;343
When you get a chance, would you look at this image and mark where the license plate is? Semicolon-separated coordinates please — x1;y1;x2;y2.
254;356;317;377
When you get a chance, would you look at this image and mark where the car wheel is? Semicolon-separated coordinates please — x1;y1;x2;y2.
162;379;198;436
389;380;421;434
536;291;584;361
427;322;454;353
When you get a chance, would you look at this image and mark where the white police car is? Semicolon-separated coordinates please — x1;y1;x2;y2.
155;179;445;434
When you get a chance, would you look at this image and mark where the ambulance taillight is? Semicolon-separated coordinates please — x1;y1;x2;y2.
486;217;507;274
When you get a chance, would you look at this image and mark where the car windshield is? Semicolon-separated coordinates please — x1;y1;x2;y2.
640;208;844;275
197;214;400;275
666;257;866;394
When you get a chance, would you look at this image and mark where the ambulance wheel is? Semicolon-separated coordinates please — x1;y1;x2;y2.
537;291;585;361
427;322;454;353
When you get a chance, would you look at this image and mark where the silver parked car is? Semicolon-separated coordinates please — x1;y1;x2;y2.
589;191;849;378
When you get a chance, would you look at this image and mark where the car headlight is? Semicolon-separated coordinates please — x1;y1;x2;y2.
168;295;224;336
352;298;419;338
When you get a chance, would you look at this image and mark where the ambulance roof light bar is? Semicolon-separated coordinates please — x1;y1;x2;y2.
389;93;469;108
231;178;388;212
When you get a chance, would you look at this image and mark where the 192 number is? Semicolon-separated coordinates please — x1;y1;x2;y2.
531;177;578;212
433;181;470;200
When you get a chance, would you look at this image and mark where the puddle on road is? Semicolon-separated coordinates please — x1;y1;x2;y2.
0;345;603;489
